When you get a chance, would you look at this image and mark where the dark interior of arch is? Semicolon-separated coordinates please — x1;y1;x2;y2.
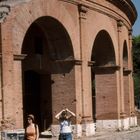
22;16;74;74
123;41;128;68
91;30;116;66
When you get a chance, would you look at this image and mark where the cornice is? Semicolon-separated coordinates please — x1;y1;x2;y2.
106;0;137;25
1;0;137;25
60;0;137;27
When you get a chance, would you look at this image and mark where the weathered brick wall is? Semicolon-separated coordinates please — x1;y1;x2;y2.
52;68;76;124
95;69;118;120
0;0;137;133
123;74;130;116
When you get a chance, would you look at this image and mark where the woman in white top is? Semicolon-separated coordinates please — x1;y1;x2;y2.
55;108;76;140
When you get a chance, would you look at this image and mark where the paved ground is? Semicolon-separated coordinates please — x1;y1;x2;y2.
39;110;140;140
39;126;140;140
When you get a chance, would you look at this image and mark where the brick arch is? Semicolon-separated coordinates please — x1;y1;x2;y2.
10;0;77;131
21;17;76;131
22;16;74;73
123;40;128;69
123;40;131;117
91;30;118;127
12;0;76;58
91;30;116;66
86;16;119;65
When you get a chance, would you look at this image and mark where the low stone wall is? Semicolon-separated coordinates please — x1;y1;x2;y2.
1;129;24;140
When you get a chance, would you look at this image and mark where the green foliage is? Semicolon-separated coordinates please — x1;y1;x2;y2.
133;73;140;97
132;35;140;99
133;35;140;46
132;35;140;73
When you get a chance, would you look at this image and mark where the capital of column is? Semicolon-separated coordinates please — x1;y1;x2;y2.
88;61;95;67
117;19;124;32
78;4;88;19
92;65;120;74
131;111;136;117
120;112;127;119
123;67;132;75
14;54;27;60
0;53;27;60
128;29;133;40
93;65;120;70
81;115;93;123
117;19;124;27
74;59;82;65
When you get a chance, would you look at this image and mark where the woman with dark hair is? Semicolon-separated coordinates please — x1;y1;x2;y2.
55;108;76;140
25;114;39;140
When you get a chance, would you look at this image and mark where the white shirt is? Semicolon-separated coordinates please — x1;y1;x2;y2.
60;120;72;133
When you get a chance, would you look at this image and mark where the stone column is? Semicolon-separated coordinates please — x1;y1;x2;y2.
123;69;131;117
128;29;137;126
73;60;83;138
13;54;26;129
0;57;3;120
94;66;120;130
1;20;15;129
117;20;126;120
78;4;95;136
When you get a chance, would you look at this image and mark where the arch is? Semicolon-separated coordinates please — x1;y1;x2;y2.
123;40;128;69
91;30;116;66
122;40;130;117
9;0;78;132
12;0;77;59
91;30;118;127
22;16;74;73
22;16;75;131
0;0;136;136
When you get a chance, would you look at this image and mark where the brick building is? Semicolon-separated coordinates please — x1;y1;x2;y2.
0;0;137;137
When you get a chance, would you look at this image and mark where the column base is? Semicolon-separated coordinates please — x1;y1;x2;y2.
121;117;130;130
96;117;137;131
82;122;95;136
50;125;59;137
96;118;129;131
72;124;82;138
129;116;137;127
96;119;120;130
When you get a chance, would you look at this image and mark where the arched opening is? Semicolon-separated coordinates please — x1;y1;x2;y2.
91;30;117;128
22;16;74;132
123;41;128;69
123;41;130;116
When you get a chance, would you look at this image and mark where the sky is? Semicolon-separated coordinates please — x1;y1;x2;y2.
132;0;140;36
